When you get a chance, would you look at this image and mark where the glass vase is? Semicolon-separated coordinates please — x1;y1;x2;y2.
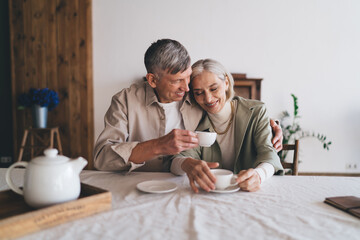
32;105;48;128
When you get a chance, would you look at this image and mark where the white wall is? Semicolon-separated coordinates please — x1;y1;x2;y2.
93;0;360;173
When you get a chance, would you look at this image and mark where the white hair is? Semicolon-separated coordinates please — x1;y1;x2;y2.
191;59;234;101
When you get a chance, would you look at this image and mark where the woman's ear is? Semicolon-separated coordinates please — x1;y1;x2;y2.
225;75;230;91
146;73;157;88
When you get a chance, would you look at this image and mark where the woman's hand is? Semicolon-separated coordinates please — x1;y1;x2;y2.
236;169;261;192
181;158;219;193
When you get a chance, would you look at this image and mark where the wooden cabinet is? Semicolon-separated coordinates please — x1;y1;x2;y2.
231;73;262;100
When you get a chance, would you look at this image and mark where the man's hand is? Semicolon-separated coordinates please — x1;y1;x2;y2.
236;169;261;192
129;129;198;164
156;129;199;155
181;158;219;193
270;119;283;152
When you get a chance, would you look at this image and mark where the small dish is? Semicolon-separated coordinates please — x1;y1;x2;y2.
210;185;240;193
137;180;177;194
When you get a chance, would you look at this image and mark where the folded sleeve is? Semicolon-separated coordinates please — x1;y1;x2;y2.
170;157;187;175
168;146;202;175
94;91;144;172
255;162;275;184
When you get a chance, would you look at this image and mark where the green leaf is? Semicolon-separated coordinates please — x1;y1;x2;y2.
280;93;332;154
291;94;299;117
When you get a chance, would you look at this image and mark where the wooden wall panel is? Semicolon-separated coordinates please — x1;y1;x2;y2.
9;0;26;156
9;0;94;169
56;0;71;163
79;0;94;163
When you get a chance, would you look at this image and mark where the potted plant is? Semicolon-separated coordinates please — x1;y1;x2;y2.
279;94;332;162
18;88;59;128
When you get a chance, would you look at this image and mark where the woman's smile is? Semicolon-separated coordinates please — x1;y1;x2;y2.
205;100;219;108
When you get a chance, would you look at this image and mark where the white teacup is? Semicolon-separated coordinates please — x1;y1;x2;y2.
195;131;217;147
211;169;238;190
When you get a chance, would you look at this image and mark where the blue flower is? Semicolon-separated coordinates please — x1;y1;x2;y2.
18;88;60;111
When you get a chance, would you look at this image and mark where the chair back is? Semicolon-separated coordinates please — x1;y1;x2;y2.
281;140;299;175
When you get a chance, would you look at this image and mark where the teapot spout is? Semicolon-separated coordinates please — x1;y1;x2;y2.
71;157;88;174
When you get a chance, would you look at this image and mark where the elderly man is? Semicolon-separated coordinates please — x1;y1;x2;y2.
94;39;282;172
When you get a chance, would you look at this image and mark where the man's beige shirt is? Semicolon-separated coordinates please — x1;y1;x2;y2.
93;81;203;172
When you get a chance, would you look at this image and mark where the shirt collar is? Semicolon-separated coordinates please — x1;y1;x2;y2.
145;82;160;106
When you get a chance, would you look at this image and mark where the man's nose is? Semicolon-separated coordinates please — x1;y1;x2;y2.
182;79;190;92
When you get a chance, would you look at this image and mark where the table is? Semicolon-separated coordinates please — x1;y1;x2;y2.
1;168;359;240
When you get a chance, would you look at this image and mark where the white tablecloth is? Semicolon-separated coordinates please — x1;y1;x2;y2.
1;168;360;240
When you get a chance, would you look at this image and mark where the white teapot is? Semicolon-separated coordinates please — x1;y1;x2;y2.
6;148;87;208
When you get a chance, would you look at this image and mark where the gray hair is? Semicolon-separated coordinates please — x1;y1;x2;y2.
144;39;191;78
191;59;234;101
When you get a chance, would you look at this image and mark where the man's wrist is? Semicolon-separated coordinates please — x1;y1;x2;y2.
149;138;163;156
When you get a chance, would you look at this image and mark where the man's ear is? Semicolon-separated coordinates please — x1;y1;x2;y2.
146;73;157;88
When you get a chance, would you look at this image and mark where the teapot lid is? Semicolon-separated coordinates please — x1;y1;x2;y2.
32;149;69;165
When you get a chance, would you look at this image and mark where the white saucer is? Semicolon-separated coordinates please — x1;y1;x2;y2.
137;180;177;194
210;185;240;193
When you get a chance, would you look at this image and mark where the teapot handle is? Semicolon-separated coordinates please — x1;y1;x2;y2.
5;162;28;195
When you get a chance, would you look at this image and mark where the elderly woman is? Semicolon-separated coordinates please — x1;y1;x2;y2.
170;59;284;193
